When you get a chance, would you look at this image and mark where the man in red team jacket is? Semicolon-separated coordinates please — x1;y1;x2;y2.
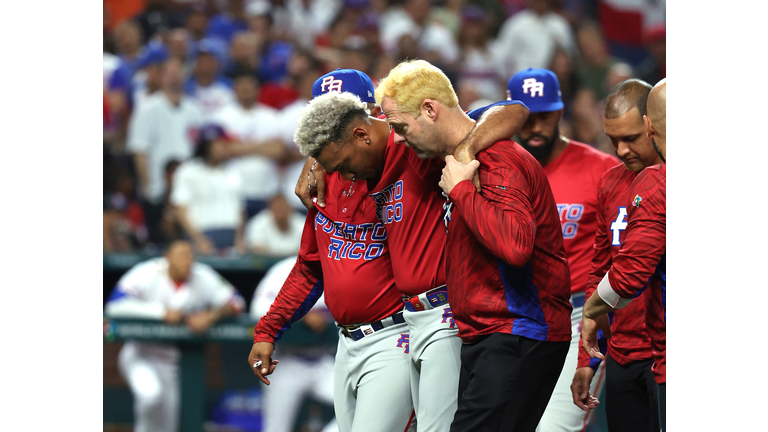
582;78;666;431
376;59;572;431
571;78;662;432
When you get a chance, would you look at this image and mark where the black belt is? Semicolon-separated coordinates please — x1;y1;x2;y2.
340;312;406;341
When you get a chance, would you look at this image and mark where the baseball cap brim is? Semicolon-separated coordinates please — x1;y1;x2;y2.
529;100;564;113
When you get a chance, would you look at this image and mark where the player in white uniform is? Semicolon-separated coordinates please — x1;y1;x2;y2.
105;240;245;432
251;256;338;432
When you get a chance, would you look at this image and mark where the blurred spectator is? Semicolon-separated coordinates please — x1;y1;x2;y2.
573;60;634;155
185;3;210;43
104;166;147;252
574;21;620;101
106;20;145;138
215;70;288;218
457;81;492;113
494;0;576;76
259;48;320;109
457;5;505;102
285;0;343;50
166;28;192;72
570;87;605;150
380;0;460;70
223;31;261;80
244;194;305;256
133;0;184;43
171;124;247;254
267;0;294;42
107;20;145;96
273;65;320;211
159;160;185;244
132;41;170;110
636;25;666;85
547;45;577;110
354;12;382;55
207;0;250;44
105;239;245;432
184;38;236;121
429;0;465;37
246;0;274;40
370;54;397;84
337;46;372;75
314;11;355;69
250;255;337;432
127;57;204;246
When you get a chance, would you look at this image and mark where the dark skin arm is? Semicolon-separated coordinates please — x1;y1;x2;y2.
454;103;530;191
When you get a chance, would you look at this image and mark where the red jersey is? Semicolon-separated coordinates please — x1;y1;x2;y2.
254;173;404;343
367;132;447;296
445;140;572;343
543;140;619;294
577;165;653;369
607;164;666;383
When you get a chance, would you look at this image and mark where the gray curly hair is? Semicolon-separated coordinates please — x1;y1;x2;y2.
293;92;370;158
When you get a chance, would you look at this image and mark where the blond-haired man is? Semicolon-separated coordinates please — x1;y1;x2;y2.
376;59;572;431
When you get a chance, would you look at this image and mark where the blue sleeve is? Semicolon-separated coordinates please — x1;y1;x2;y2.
466;100;529;121
273;278;324;341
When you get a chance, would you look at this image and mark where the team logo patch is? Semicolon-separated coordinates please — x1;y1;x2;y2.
320;76;344;93
632;194;642;208
441;307;455;329
522;78;544;97
397;334;410;353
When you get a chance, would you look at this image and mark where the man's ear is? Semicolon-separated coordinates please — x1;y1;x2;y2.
644;115;655;139
422;99;438;121
352;126;370;145
370;106;382;117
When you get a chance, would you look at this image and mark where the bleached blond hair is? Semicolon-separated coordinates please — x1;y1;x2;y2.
293;92;370;158
374;59;459;117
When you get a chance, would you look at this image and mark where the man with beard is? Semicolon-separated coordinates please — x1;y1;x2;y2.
504;68;620;432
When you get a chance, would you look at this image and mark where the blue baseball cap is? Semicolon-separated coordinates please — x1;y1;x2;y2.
507;68;564;113
137;42;169;69
312;69;376;103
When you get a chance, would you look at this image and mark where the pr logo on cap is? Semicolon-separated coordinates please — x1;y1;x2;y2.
522;78;544;97
321;76;344;93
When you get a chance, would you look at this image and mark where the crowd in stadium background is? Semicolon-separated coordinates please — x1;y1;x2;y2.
102;0;666;256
